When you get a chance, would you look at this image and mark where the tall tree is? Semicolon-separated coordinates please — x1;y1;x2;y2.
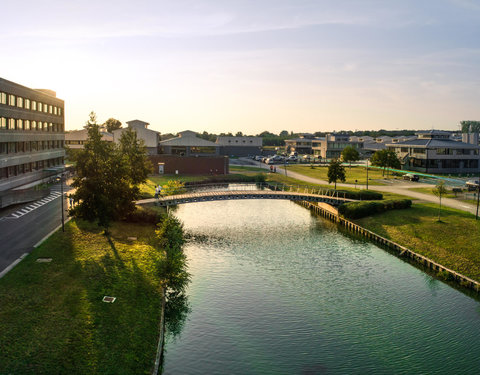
327;158;346;190
460;121;480;133
341;146;360;169
70;113;151;231
371;149;400;176
104;118;122;133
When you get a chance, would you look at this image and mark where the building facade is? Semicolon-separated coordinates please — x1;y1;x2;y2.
65;128;113;149
387;130;480;174
112;120;160;155
0;78;65;192
159;130;219;156
312;133;363;159
216;136;262;156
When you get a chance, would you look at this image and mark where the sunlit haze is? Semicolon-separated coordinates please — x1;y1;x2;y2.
2;0;479;134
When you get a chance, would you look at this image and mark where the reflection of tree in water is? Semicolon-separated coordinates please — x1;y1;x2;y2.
165;288;190;338
155;214;191;374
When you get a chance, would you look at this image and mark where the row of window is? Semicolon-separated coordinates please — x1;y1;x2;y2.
395;147;478;156
0;140;65;154
0;117;64;132
410;159;479;169
0;157;64;179
0;92;62;116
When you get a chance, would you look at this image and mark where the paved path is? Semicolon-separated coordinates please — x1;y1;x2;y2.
233;158;479;216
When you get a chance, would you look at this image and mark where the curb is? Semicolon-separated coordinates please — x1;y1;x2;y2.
33;217;72;248
0;253;28;279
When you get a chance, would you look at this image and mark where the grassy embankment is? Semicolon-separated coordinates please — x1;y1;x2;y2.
0;219;163;374
285;164;397;186
408;186;478;205
355;204;480;282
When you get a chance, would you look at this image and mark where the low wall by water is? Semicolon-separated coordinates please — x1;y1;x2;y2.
299;200;480;293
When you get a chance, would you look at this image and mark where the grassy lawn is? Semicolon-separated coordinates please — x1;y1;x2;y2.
355;203;480;281
0;220;163;374
408;187;479;205
265;173;412;200
229;165;267;173
285;165;399;186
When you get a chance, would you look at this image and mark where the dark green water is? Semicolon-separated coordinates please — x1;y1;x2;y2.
163;199;480;374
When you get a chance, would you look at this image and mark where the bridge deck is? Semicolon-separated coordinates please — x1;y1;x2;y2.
137;190;355;207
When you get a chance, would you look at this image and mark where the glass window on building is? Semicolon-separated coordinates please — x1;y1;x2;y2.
58;108;62;116
31;141;37;151
49;105;53;114
0;143;6;154
17;97;23;108
25;142;31;152
24;120;30;130
8;166;17;177
0;92;6;104
43;104;48;113
24;98;30;109
31;120;36;130
436;148;452;155
32;100;37;111
0;117;6;129
8;118;16;130
49;122;53;132
8;94;15;106
8;142;16;153
17;119;23;130
54;106;57;115
17;142;24;153
37;102;43;112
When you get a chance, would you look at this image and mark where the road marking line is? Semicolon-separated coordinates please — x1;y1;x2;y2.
11;213;19;218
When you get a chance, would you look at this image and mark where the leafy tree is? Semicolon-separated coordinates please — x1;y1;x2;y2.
341;146;360;168
104;118;122;133
432;181;448;222
371;149;400;176
327;158;346;190
460;121;480;133
279;130;289;137
70;112;151;232
119;128;152;186
235;131;243;137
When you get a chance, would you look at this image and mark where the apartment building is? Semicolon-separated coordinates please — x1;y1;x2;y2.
387;130;480;174
0;77;65;192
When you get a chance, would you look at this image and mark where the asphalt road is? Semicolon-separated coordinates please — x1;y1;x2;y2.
0;185;70;275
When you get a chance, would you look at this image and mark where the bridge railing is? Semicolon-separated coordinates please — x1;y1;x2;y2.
160;182;347;199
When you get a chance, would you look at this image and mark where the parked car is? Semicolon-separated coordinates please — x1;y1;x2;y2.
266;155;284;164
254;155;264;161
403;173;419;182
286;155;298;162
466;179;480;191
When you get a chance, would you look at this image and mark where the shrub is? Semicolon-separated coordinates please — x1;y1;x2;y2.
123;207;162;224
336;189;383;200
338;199;412;219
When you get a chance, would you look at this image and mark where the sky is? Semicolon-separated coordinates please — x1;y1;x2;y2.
1;0;479;135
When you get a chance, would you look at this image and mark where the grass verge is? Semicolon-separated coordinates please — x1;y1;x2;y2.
0;219;163;374
284;164;397;186
354;203;480;282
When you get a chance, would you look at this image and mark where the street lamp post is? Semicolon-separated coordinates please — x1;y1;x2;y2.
56;174;65;232
366;159;369;190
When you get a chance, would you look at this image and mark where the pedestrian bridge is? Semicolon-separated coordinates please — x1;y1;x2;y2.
137;183;355;207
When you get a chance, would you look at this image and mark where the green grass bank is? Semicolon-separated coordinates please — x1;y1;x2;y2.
0;220;163;374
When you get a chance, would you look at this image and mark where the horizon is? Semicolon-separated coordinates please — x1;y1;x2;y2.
1;0;479;134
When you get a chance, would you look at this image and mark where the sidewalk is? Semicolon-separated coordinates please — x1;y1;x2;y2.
236;159;479;216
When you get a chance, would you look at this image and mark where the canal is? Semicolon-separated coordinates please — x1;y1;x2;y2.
162;198;480;374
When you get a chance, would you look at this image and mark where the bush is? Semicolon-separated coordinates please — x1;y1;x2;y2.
123;207;162;224
338;199;412;219
336;189;383;200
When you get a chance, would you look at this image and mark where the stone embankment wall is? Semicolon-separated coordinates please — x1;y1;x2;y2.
299;201;480;293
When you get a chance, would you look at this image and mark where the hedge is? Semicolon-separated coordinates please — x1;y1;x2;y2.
338;199;412;219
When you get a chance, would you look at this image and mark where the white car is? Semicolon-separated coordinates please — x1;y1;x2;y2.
286;155;298;162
